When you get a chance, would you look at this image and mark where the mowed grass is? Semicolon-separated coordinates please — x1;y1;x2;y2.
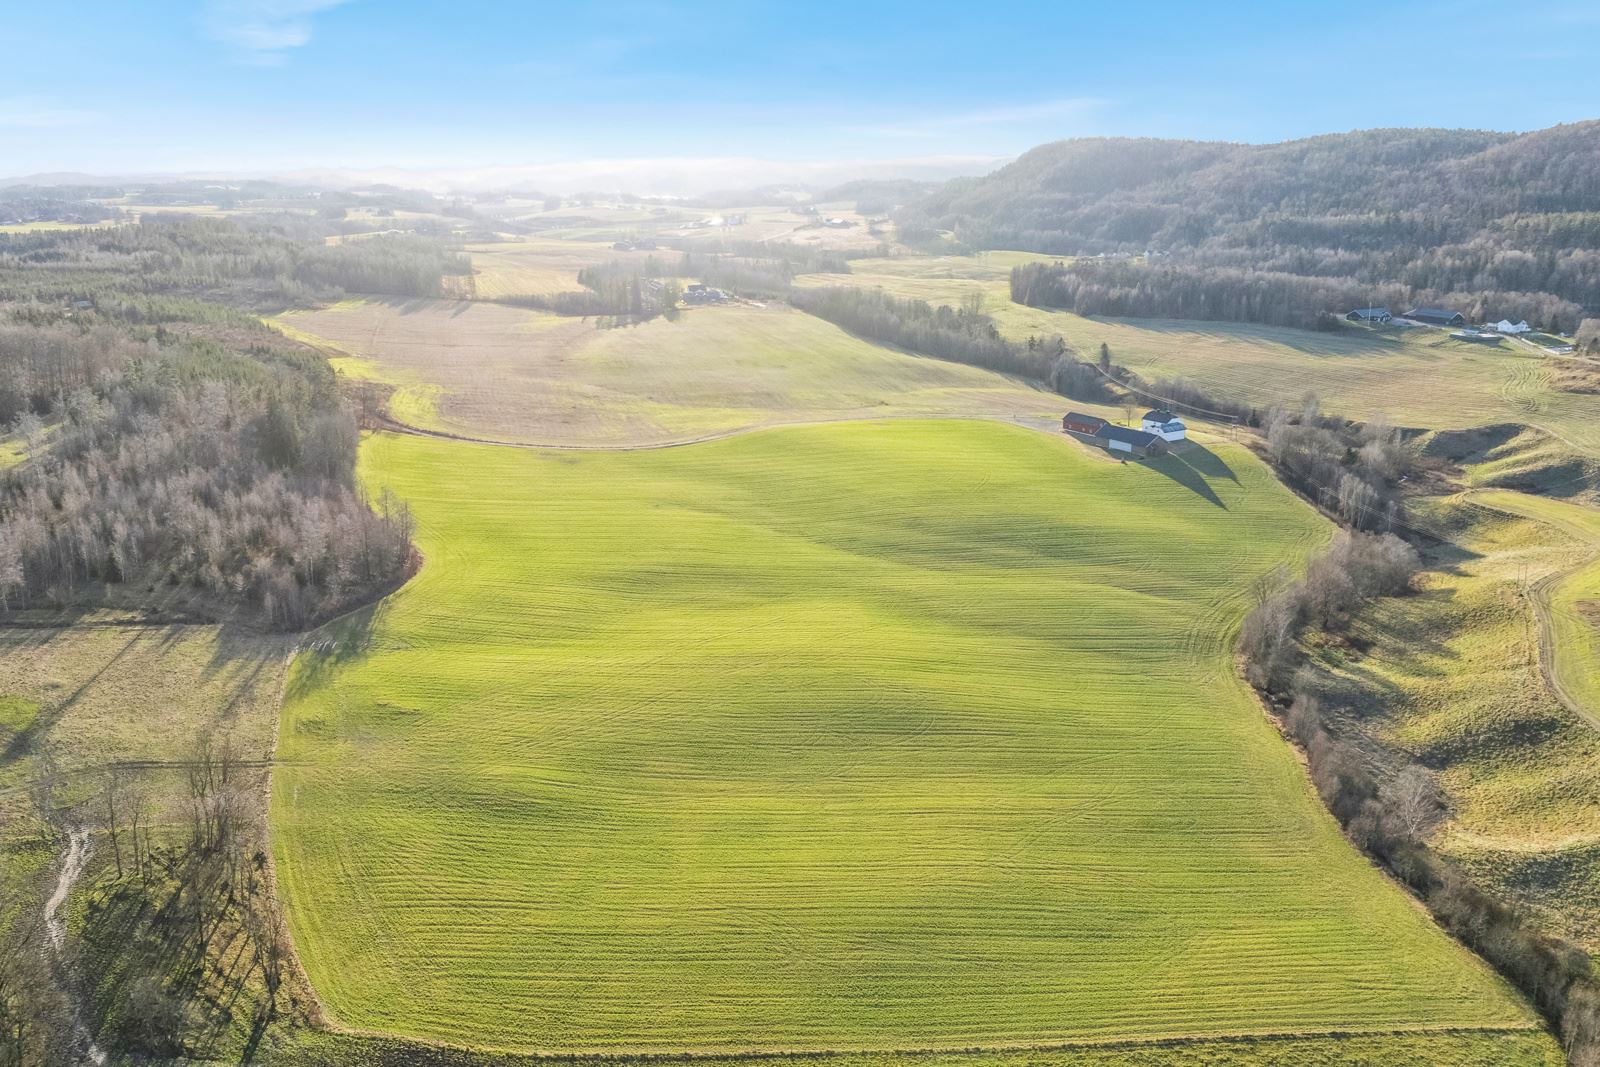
271;299;1058;446
272;420;1536;1054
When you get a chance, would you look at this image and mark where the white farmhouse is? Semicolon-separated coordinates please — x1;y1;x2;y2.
1495;319;1532;334
1141;408;1187;442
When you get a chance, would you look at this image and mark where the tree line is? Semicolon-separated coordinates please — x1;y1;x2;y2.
1010;259;1587;335
1240;534;1600;1064
0;219;427;629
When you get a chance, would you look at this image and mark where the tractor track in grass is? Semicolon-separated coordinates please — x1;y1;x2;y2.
368;408;1069;453
302;1018;1545;1061
1460;489;1600;732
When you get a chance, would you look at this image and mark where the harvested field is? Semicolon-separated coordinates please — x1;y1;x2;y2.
271;299;1058;446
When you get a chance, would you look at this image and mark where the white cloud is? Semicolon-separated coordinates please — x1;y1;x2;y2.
0;97;99;128
202;0;351;63
848;97;1107;139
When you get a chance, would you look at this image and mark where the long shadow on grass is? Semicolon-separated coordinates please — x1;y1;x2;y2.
1139;450;1226;508
281;601;385;706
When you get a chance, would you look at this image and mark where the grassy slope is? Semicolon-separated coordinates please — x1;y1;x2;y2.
1471;490;1600;722
271;300;1058;446
1311;497;1600;947
272;420;1536;1055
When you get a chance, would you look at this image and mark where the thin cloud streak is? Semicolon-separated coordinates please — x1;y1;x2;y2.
202;0;351;63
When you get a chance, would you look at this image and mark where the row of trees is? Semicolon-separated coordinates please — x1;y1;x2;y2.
790;286;1056;381
1240;536;1600;1064
1261;397;1412;532
1009;259;1587;335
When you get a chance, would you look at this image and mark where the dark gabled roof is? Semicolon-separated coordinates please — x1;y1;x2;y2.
1143;408;1179;423
1350;306;1390;316
1095;424;1159;447
1407;307;1464;321
1063;411;1105;427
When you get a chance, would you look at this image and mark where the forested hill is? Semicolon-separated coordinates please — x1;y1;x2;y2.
899;123;1600;331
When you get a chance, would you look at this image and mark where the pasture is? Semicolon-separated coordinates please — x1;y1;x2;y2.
1312;496;1600;948
271;420;1536;1054
271;299;1059;446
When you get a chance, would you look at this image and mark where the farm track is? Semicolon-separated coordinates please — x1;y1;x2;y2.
45;830;107;1067
1461;490;1600;731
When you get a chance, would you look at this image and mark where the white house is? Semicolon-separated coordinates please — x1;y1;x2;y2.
1141;408;1187;443
1495;319;1532;334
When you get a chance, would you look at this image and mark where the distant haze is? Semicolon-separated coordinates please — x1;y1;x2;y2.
2;154;1007;198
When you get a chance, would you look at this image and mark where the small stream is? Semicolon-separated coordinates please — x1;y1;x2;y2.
45;830;108;1067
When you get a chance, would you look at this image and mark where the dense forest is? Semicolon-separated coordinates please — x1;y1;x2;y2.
0;217;459;627
903;123;1600;330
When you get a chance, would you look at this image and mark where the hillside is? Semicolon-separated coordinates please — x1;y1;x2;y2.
901;124;1600;331
270;421;1538;1054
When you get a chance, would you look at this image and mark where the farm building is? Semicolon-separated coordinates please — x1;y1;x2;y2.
1346;307;1392;324
684;283;729;305
1061;412;1164;458
1495;319;1531;334
1141;409;1187;442
1450;328;1502;345
1406;307;1466;327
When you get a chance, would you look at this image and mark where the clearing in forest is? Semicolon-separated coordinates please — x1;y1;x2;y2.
271;299;1056;446
271;419;1537;1054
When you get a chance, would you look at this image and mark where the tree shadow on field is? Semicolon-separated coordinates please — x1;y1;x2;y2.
1140;450;1226;509
1127;317;1411;358
281;601;385;705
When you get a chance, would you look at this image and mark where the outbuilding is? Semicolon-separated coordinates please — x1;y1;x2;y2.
1347;307;1392;324
1062;411;1105;435
1096;424;1162;457
1140;408;1187;442
1406;307;1466;327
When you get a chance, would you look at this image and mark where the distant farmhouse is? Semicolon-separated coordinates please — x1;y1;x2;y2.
683;283;729;305
1405;307;1466;327
1062;412;1164;458
1140;408;1187;442
1346;307;1392;324
1495;319;1531;334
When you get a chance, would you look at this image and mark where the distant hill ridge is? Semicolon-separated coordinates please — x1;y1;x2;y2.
904;122;1600;331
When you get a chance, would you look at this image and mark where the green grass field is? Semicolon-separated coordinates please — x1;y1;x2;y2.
271;299;1059;446
271;420;1538;1055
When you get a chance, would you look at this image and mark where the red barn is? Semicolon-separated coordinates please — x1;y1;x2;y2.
1063;412;1106;435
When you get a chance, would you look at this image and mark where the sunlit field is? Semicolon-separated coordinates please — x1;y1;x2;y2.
273;299;1059;446
271;420;1537;1054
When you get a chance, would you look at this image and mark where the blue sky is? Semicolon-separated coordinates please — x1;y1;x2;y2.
4;0;1597;190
